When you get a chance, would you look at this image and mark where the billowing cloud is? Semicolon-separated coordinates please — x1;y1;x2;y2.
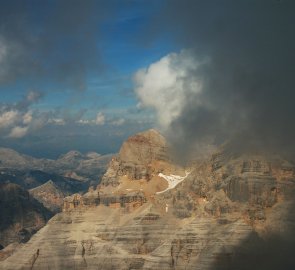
8;126;28;138
22;111;33;125
0;91;46;138
138;0;295;159
134;50;202;129
0;110;19;129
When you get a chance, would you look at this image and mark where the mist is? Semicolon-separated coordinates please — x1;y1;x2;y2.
135;0;295;160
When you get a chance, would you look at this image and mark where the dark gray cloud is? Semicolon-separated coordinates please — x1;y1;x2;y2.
0;0;114;90
150;0;295;159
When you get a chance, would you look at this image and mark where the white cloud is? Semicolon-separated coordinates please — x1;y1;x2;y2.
0;93;46;138
95;112;105;125
77;119;91;125
8;126;28;138
0;110;19;128
48;118;66;125
111;118;125;126
76;112;106;126
23;111;33;125
134;50;202;130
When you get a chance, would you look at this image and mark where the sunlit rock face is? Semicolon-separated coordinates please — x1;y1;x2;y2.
29;180;65;213
101;129;171;186
1;130;295;270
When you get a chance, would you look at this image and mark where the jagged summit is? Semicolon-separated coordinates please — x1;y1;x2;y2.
119;128;167;164
100;129;184;196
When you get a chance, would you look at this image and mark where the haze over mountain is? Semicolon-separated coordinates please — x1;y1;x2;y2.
0;147;112;184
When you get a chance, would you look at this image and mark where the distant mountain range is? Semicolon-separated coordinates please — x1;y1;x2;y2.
0;147;113;184
0;147;113;253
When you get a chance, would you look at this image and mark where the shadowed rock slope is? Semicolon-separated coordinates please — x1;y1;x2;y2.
0;183;52;250
1;130;295;270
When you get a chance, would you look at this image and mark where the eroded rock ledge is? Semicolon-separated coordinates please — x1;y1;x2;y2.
63;190;146;212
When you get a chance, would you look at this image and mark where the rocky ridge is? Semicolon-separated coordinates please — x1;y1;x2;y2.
1;130;295;269
29;180;65;213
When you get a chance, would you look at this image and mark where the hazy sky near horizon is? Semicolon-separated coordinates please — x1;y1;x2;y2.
0;0;294;159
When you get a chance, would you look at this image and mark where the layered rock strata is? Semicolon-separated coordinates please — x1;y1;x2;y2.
1;130;295;269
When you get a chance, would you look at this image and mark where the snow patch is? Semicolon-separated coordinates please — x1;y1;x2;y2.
156;171;190;194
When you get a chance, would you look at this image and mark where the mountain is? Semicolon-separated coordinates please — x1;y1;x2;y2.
56;151;113;184
101;129;182;191
0;147;112;184
29;180;65;213
0;183;53;260
0;148;48;170
0;148;112;258
0;168;88;194
1;130;295;269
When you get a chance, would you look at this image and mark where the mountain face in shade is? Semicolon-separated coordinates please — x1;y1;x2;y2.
1;130;295;270
0;183;52;250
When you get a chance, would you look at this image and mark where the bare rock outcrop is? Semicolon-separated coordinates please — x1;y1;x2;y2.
62;188;146;212
101;129;170;186
2;131;295;269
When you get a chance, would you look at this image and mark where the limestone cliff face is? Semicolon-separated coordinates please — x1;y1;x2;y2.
62;187;146;213
101;129;170;186
1;131;295;270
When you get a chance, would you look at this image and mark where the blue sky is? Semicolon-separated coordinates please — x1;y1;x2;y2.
1;0;292;159
0;0;180;157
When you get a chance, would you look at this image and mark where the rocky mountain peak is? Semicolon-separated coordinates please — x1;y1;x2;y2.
100;129;182;192
57;150;84;161
2;130;295;270
119;128;167;164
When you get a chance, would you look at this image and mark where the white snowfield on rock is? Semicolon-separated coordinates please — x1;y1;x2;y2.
156;171;190;194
